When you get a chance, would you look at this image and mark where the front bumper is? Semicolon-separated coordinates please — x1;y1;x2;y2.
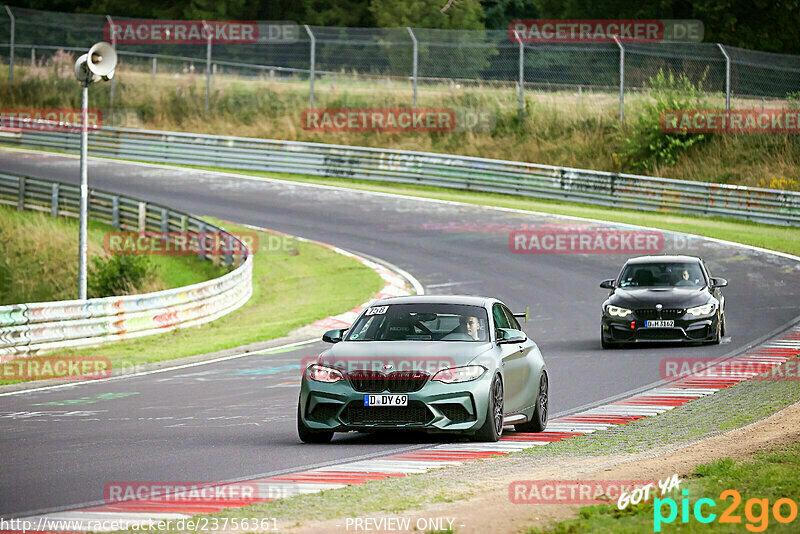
299;371;493;434
602;313;720;343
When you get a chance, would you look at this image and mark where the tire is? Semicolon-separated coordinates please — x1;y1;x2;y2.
297;401;334;444
474;374;504;442
706;313;723;345
515;372;548;433
601;336;617;349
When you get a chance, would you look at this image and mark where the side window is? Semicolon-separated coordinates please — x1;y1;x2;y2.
492;304;510;330
503;306;521;330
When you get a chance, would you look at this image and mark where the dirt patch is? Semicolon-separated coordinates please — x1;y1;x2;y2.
284;399;800;533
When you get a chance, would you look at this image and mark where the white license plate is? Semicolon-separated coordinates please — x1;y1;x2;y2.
645;320;674;328
364;394;408;406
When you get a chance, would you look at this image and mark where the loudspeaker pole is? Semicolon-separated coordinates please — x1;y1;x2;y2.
78;81;89;300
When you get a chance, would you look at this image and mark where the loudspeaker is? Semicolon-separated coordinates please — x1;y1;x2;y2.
74;42;117;85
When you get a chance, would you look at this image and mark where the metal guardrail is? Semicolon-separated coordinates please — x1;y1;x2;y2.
1;122;798;226
0;171;253;359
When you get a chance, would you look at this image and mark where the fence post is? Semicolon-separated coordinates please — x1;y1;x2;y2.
31;47;34;65
197;221;207;261
304;25;315;106
4;6;14;85
407;27;418;108
203;20;212;112
138;202;147;232
614;35;624;124
717;43;731;111
51;183;59;218
106;15;117;110
514;30;524;118
112;195;119;228
152;56;157;79
17;175;25;211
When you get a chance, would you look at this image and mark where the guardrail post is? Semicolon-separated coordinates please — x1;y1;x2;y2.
224;234;233;266
407;27;418;108
197;221;207;261
4;6;14;85
112;195;119;228
717;43;731;111
152;56;157;79
31;47;35;65
304;25;315;106
17;175;25;211
51;183;60;217
180;214;187;232
614;35;625;124
138;202;147;232
514;30;524;119
106;15;117;110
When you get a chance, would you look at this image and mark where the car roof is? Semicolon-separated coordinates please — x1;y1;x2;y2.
624;255;702;265
370;295;495;307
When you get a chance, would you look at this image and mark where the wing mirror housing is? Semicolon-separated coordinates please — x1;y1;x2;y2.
710;277;728;288
322;328;347;343
497;328;527;345
600;279;616;289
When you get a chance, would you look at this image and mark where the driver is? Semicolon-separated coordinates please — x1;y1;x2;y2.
465;315;482;340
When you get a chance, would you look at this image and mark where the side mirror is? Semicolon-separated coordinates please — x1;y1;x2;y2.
710;277;728;288
497;328;527;345
600;279;616;289
322;328;347;343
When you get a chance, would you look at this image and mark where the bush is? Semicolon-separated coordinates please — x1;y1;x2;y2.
619;70;712;173
88;255;156;298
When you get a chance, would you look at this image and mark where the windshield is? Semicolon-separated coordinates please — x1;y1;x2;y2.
618;262;706;288
345;303;490;342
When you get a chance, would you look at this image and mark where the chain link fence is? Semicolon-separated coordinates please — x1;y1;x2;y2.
1;5;798;121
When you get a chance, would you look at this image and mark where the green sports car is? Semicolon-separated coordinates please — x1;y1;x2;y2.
297;295;548;443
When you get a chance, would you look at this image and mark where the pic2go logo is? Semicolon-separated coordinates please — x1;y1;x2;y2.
654;489;798;532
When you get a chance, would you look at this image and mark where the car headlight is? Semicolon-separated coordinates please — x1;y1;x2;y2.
606;305;632;317
686;303;716;317
432;365;486;384
306;364;344;383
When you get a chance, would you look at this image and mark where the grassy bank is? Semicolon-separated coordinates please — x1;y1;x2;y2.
0;205;224;304
0;218;385;385
1;58;798;190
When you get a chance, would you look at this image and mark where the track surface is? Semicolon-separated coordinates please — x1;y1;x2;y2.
2;150;800;517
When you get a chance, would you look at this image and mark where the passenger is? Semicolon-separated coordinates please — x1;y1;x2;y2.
465;315;482;341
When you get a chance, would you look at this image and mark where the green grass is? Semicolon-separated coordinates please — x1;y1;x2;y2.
0;218;385;385
191;166;800;258
0;204;223;304
527;444;800;533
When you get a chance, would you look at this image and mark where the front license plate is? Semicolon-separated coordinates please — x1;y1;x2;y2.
364;394;408;406
645;320;674;328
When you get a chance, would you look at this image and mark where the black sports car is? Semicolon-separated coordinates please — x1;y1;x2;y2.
600;255;727;348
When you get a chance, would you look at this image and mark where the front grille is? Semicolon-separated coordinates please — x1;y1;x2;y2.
345;401;431;425
347;370;428;393
636;308;685;320
437;403;473;423
308;402;340;422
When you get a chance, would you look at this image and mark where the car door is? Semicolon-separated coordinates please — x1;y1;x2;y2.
494;303;529;414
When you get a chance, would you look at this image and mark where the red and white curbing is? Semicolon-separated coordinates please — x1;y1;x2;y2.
17;326;800;531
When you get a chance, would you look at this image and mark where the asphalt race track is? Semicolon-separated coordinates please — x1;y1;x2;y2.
2;149;800;517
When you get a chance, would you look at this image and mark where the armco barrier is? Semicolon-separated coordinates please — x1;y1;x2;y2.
0;171;253;360
1;121;798;226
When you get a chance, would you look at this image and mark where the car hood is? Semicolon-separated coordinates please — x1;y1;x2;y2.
608;287;711;308
317;340;494;373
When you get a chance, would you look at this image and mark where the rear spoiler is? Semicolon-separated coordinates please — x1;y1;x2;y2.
512;307;530;323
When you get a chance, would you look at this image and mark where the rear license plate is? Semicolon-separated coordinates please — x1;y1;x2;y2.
364;394;408;406
645;320;674;328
